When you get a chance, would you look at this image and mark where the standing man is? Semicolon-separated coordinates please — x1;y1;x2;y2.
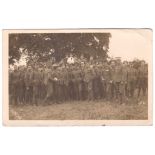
101;61;111;100
52;65;61;104
128;63;137;98
120;61;129;104
18;66;26;105
137;61;148;103
11;65;20;105
112;58;123;104
85;67;94;101
109;60;116;101
32;65;40;106
24;66;33;104
44;67;54;104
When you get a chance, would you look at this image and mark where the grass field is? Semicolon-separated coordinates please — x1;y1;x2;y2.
9;99;148;120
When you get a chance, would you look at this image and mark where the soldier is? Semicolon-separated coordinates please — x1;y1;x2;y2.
122;61;129;98
58;66;65;102
108;60;115;101
81;64;89;100
32;66;41;106
77;65;85;101
11;65;20;105
89;56;94;65
120;61;129;104
71;64;82;101
84;67;94;101
68;65;75;101
101;61;111;100
38;67;45;100
78;62;86;101
97;62;105;99
137;61;148;103
52;65;62;104
24;66;33;104
18;66;26;105
112;58;123;104
92;64;102;100
9;68;14;104
80;54;87;64
128;63;137;98
44;67;54;104
63;65;70;101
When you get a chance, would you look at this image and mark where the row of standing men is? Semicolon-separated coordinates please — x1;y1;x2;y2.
9;59;148;105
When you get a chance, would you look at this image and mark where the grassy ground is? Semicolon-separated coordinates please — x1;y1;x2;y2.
9;99;148;120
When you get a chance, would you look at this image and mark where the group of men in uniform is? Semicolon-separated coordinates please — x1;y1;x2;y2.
9;56;148;105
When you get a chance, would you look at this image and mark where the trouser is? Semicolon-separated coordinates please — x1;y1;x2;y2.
33;84;40;105
87;81;93;101
63;84;69;101
25;85;33;104
115;82;121;99
137;78;147;97
18;83;25;104
59;84;64;102
129;81;135;97
114;81;124;104
44;81;54;104
78;81;83;101
53;82;61;103
68;81;74;101
124;82;129;97
82;81;88;100
39;83;46;100
93;81;99;100
119;82;126;104
12;83;19;105
101;80;106;99
9;84;13;104
73;82;79;100
107;82;115;100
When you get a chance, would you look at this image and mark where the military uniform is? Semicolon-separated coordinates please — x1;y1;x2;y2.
112;63;123;103
120;65;128;103
12;68;22;104
109;64;115;100
77;67;84;101
63;66;70;101
52;68;62;103
9;70;14;104
32;69;41;105
18;68;25;104
137;64;148;97
92;66;102;100
128;66;137;97
44;68;54;104
84;68;94;101
24;68;33;104
38;69;45;100
101;63;111;100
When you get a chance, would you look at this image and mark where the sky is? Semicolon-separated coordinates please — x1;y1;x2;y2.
108;29;152;62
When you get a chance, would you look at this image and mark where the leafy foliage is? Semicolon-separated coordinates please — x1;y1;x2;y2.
9;33;111;65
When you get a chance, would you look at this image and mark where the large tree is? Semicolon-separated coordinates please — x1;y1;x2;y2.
9;33;111;65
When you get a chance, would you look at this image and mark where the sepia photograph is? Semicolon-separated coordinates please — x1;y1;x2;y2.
3;29;152;126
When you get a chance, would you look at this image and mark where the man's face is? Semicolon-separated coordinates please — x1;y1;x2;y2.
28;66;32;71
111;61;115;66
123;62;128;67
14;65;18;70
116;60;121;65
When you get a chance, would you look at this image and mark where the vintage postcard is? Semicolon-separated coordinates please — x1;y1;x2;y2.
2;29;153;126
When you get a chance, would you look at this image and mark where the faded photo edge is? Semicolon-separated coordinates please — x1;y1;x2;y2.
2;29;153;126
